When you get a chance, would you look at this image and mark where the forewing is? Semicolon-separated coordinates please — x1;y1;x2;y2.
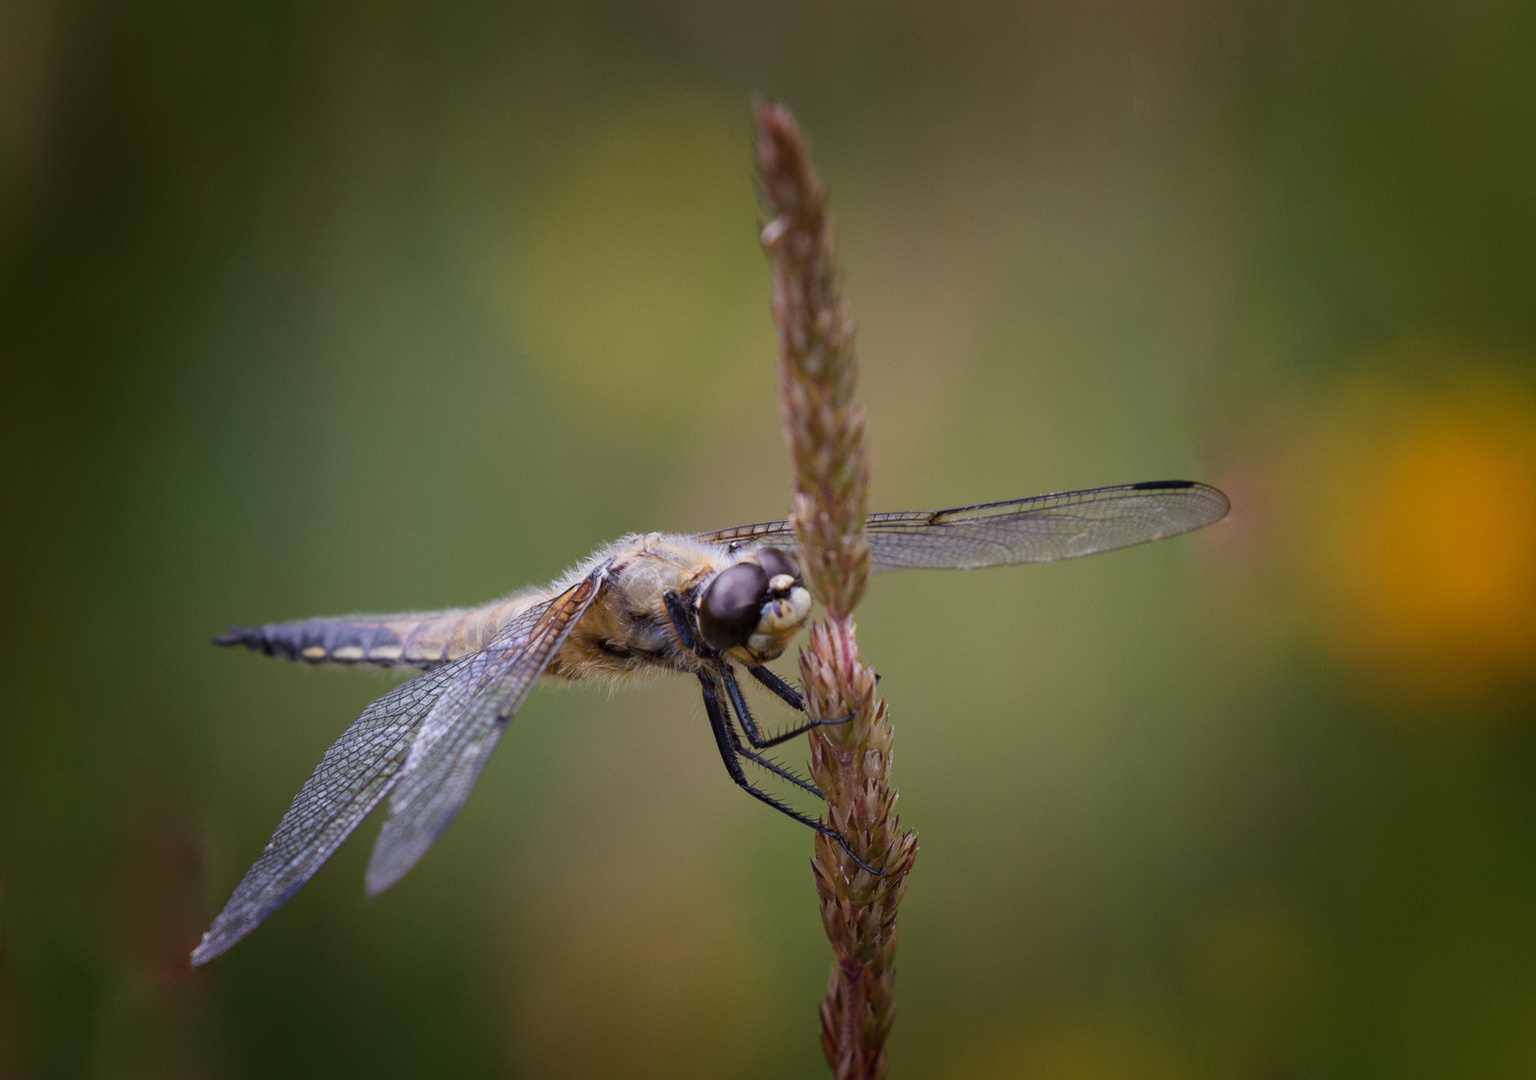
693;518;797;546
190;655;477;965
694;481;1229;571
863;481;1229;569
363;565;609;896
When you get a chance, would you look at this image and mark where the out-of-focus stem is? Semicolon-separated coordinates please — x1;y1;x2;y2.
754;98;918;1080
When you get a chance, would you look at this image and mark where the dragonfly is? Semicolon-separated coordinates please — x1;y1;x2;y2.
191;478;1229;964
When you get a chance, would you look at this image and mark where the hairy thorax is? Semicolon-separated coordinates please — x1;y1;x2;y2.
546;535;812;683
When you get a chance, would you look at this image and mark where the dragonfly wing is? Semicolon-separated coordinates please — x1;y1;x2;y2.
693;518;796;546
364;565;609;896
190;654;479;965
693;481;1228;571
864;480;1229;569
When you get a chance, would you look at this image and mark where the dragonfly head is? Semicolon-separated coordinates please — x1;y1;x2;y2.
696;546;811;662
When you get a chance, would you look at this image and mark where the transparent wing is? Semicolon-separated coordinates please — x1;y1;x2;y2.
694;480;1229;571
190;653;482;965
364;565;608;896
191;566;608;965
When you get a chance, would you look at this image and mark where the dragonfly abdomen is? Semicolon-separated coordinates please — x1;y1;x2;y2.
214;619;430;668
212;598;539;670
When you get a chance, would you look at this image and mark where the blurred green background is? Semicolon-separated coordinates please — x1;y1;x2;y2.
4;1;1536;1077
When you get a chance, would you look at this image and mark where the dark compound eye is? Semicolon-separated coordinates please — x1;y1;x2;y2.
698;562;769;651
757;546;799;583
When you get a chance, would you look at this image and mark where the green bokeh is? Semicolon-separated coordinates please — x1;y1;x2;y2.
3;2;1535;1077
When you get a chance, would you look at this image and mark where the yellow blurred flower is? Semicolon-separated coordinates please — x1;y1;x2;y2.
1301;351;1536;706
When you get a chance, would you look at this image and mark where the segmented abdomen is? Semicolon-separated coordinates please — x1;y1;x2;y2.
214;593;545;669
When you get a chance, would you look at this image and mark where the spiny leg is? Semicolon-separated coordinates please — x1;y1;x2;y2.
747;665;805;710
724;665;850;749
719;706;824;798
712;667;824;796
668;587;852;818
700;673;822;809
697;674;882;876
664;586;846;745
748;663;879;706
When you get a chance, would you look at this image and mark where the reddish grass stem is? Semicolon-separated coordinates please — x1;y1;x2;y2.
754;99;918;1080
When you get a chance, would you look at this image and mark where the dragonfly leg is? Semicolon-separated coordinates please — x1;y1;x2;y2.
714;669;824;796
746;664;807;710
724;665;850;749
663;589;717;659
730;734;825;798
749;656;876;696
660;586;731;663
698;674;882;876
746;664;804;710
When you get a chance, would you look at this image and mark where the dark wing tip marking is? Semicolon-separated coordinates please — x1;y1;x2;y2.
1130;479;1196;490
694;480;1231;572
1161;479;1230;521
862;479;1230;570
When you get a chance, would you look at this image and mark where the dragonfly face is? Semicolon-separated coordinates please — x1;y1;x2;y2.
193;479;1229;965
696;547;811;657
500;536;813;684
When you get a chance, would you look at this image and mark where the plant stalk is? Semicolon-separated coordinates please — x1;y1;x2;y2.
753;98;918;1080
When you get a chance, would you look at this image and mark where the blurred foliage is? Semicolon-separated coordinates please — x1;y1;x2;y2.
2;0;1535;1077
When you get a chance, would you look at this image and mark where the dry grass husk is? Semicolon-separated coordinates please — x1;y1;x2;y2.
754;99;919;1080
